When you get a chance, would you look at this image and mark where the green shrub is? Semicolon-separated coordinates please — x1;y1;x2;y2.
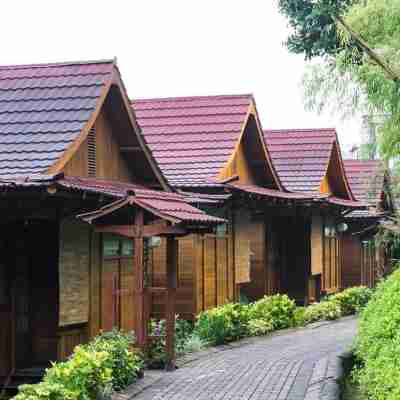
354;268;400;400
293;307;306;327
147;316;194;367
303;301;342;324
181;333;207;353
247;319;274;336
329;286;373;316
194;303;250;345
12;331;143;400
249;294;296;330
86;330;143;391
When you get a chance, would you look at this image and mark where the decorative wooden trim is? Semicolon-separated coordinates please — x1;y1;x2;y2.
111;71;170;192
95;221;187;238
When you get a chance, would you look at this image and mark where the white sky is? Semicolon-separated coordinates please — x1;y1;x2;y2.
1;0;360;153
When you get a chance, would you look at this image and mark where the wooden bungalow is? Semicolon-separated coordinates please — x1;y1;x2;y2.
131;99;362;312
341;160;394;288
0;59;222;387
264;128;362;301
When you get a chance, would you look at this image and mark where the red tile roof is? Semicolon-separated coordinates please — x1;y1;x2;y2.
0;174;223;225
264;128;350;195
0;59;115;177
343;159;384;204
132;95;255;187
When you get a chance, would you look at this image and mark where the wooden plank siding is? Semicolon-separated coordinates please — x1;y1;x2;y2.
148;221;235;319
341;234;362;288
63;108;133;182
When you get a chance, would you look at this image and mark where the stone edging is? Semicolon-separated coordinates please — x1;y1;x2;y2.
305;351;351;400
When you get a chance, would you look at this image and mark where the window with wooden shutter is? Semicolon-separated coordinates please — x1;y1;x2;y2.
87;127;96;177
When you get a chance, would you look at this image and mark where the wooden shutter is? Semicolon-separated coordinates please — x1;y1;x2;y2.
234;209;251;284
311;216;323;275
87;127;96;177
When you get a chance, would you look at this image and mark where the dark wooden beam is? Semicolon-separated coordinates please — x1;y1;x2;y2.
120;146;142;152
165;237;178;371
95;220;187;238
133;209;147;348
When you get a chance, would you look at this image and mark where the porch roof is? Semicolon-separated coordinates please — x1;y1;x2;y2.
0;174;225;225
229;183;365;208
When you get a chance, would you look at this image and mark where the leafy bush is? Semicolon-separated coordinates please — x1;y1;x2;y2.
181;333;207;353
247;319;274;336
194;303;250;345
13;331;143;400
86;330;143;391
302;301;342;324
354;268;400;400
329;286;373;316
147;317;194;367
249;294;296;330
293;307;306;327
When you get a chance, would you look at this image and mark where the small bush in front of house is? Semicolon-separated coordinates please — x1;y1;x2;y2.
12;330;143;400
86;330;144;392
147;316;194;367
194;303;250;345
302;300;342;324
328;286;373;316
248;294;296;330
353;268;400;400
247;318;274;336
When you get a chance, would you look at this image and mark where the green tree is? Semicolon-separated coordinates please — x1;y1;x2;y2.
279;0;400;162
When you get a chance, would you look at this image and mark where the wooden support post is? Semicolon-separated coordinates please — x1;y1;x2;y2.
165;237;178;371
133;209;147;347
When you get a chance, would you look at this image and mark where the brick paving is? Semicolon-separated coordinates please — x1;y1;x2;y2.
124;317;357;400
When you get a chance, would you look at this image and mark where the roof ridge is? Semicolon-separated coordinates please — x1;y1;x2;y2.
265;128;336;133
0;58;116;70
132;94;253;103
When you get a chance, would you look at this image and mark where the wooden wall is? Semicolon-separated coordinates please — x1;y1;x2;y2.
341;234;362;288
63;108;133;181
148;228;235;319
311;215;342;295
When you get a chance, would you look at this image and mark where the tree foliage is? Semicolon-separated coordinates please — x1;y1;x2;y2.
279;0;400;162
278;0;359;59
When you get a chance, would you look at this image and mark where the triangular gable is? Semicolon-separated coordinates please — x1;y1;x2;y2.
344;159;392;211
47;61;169;191
265;128;354;199
218;101;281;189
320;141;354;200
132;95;281;190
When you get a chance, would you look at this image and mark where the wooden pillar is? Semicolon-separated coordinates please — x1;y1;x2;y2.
165;236;178;371
134;209;146;347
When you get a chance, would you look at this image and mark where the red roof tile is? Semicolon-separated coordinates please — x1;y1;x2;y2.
0;174;223;225
343;159;384;204
132;95;254;187
264;128;347;195
0;59;114;177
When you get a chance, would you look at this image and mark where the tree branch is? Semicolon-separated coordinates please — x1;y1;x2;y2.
335;15;399;82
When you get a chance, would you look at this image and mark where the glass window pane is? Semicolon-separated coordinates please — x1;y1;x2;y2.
103;236;120;257
121;239;134;256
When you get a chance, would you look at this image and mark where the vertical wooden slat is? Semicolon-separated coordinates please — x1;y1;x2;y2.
133;210;146;347
165;237;178;371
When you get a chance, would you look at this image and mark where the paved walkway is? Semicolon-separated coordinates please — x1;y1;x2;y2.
123;317;357;400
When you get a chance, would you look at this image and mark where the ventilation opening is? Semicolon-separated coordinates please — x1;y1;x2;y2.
87;127;96;177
